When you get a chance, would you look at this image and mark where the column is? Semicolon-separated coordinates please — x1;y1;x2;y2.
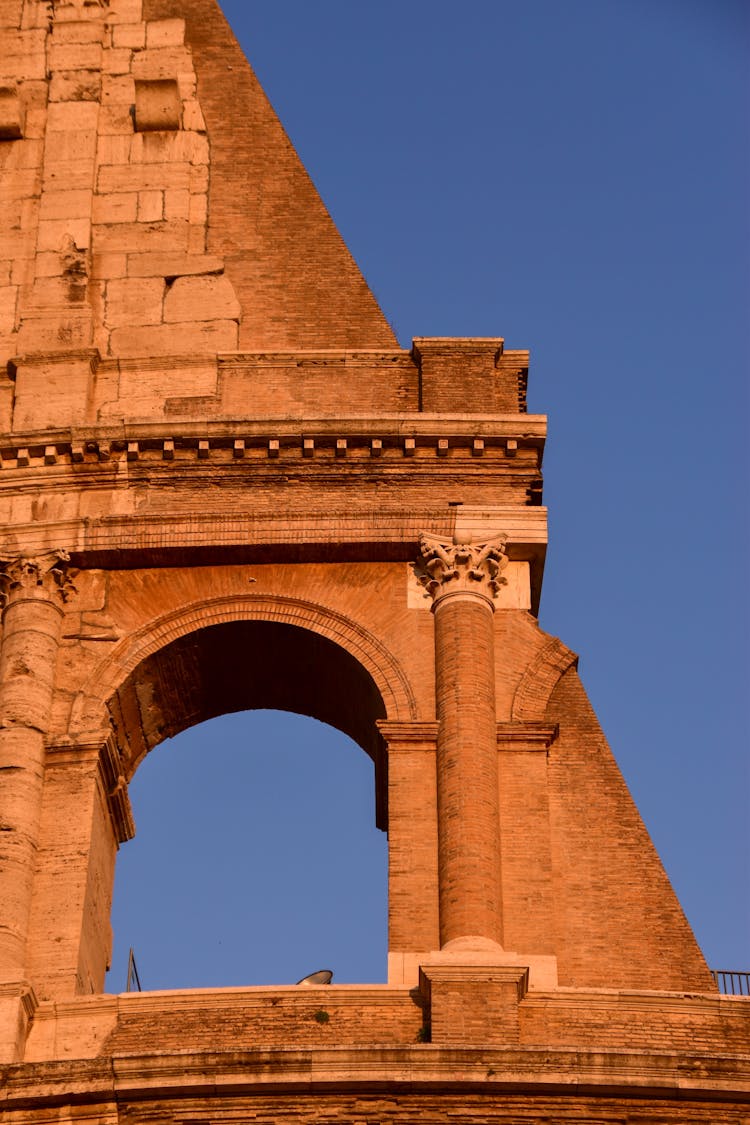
0;551;75;985
417;532;507;950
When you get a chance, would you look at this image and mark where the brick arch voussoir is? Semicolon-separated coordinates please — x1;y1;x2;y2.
511;635;579;721
70;593;418;736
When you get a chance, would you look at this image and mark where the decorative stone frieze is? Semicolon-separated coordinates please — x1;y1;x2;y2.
416;531;509;605
0;550;77;609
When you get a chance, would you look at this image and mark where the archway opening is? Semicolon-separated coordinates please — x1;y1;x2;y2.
106;710;387;990
103;618;392;990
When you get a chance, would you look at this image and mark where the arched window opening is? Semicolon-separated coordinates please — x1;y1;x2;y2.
106;710;387;992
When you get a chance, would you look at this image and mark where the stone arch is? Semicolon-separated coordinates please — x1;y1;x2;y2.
70;594;418;825
510;635;579;720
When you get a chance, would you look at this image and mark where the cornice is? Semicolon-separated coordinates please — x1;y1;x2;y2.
0;414;547;470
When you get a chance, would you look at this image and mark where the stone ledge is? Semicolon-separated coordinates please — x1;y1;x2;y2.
5;1042;750;1105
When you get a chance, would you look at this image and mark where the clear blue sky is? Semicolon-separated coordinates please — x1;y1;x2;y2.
108;0;749;991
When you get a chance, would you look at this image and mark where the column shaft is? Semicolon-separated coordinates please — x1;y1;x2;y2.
434;592;503;947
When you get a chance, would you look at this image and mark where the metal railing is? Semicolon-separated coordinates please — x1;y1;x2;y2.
711;970;750;996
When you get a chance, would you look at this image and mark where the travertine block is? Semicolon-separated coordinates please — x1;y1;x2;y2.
145;19;185;49
0;229;36;260
27;276;82;305
0;83;24;140
137;189;163;222
36;217;90;252
109;318;238;356
188;193;207;225
93;219;189;253
11;256;35;286
125;252;224;278
14;311;93;366
18;106;45;140
163;275;240;324
39;189;92;221
97;162;191;193
1;137;43;170
187;224;206;254
43;128;97;163
91;193;138;225
50;20;106;45
131;46;192;80
97;105;135;136
96;135;131;165
105;0;144;23
164;188;189;221
11;351;98;424
176;74;197;100
43;158;95;191
105;277;164;327
47;101;99;133
49;73;101;102
1;167;40;199
189;164;208;193
111;24;146;50
1;31;47;81
90;252;127;280
181;100;206;134
130;131;207;165
48;42;102;73
32;252;63;278
0;286;17;333
101;75;135;106
101;48;133;77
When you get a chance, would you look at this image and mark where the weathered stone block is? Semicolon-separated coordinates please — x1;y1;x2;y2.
92;218;189;253
39;189;92;221
145;19;186;49
105;277;164;328
164;188;190;221
101;75;135;106
48;42;102;73
97;162;191;193
163;275;240;323
91;192;138;225
101;48;133;77
42;127;97;163
125;252;224;278
134;79;181;132
49;72;101;102
0;83;24;140
112;24;146;50
0;285;17;333
109;318;238;356
36;217;90;252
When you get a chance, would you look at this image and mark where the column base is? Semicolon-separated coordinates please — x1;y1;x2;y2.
419;961;528;1046
0;981;38;1062
388;948;558;990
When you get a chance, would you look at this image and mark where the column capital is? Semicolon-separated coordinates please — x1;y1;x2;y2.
416;532;509;608
0;550;77;611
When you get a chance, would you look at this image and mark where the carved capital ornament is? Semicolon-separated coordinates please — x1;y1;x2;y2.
0;550;77;609
416;532;509;606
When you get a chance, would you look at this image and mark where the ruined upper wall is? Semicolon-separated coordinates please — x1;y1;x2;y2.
0;0;393;368
143;0;397;352
0;1;532;431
